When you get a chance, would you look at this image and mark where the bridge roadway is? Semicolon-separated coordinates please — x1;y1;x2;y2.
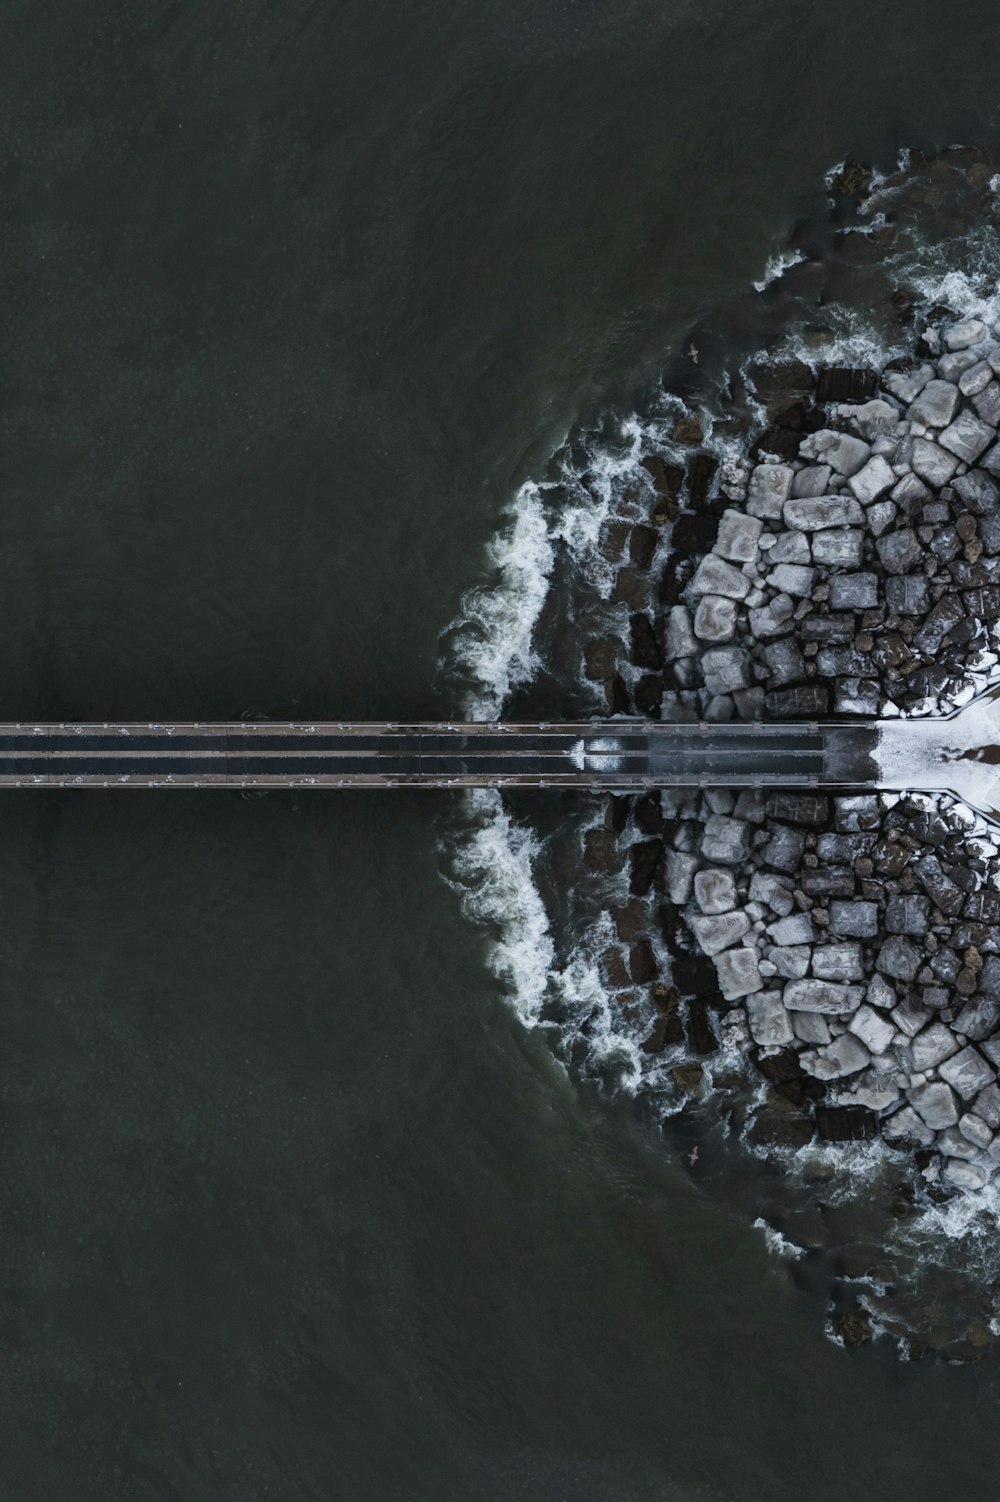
0;721;880;788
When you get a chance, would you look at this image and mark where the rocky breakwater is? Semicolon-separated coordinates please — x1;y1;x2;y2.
585;305;1000;1208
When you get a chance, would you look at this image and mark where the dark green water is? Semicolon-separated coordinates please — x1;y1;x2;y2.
4;2;1000;1497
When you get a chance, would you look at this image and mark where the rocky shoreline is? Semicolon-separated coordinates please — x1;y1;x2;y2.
584;297;1000;1203
455;146;1000;1353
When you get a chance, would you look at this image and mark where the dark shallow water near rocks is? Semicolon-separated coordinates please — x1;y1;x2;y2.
7;1;1000;1498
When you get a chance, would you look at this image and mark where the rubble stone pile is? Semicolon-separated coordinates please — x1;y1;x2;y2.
584;304;1000;1201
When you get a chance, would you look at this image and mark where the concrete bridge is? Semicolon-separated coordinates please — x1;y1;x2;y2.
0;692;995;818
0;719;879;788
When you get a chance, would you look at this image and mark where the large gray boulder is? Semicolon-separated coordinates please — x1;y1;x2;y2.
876;935;923;982
714;508;763;562
745;989;793;1042
688;909;751;956
848;455;896;504
715;947;765;1002
690;555;750;599
700;813;752;865
910;436;959;486
784;978;862;1014
783;496;864;530
701;646;751;695
812;943;864;981
909;378;961;426
910;1080;960;1130
798;429;871;476
693;595;738;642
939;411;996;464
694;867;737;914
746;463;794;519
940;1045;996;1101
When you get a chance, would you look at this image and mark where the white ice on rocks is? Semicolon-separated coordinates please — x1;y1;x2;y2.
877;684;1000;822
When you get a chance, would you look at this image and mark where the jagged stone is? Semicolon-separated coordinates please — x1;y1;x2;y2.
766;562;816;596
664;605;697;661
783;496;864;530
715;946;765;1002
910;1022;960;1072
693;594;738;642
791;464;832;497
769;946;811;979
883;1105;935;1147
910;1079;960;1130
746;463;794;519
694;867;737;914
745;988;792;1042
885;574;930;614
940;411;996;464
828;572;879;610
876;528;923;574
883;362;934;404
876;935;923;982
848;1004;895;1055
689;554;750;599
749;870;795;916
909;378;961;426
812;943;865;981
701;646;751;695
665;849;698;904
944;317;987;351
849;455;897;504
769;912;815;946
939;1045;996;1101
798;429;871;476
811;529;864;567
714;508;763;562
700;814;751;865
784;978;862;1015
828;900;880;938
801;1033;871;1079
911;436;960;486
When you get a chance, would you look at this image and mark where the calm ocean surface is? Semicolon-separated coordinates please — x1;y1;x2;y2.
3;2;1000;1497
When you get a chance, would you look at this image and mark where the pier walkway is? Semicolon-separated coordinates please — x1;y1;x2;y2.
0;721;879;788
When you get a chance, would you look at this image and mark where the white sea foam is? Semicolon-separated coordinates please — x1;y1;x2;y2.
443;789;555;1027
448;483;556;718
753;248;806;293
753;1218;805;1261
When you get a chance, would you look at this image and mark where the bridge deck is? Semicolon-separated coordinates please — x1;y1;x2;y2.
0;721;879;788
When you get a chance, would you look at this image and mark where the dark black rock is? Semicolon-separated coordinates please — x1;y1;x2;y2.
686;998;718;1055
629;939;658;985
634;792;664;835
765;683;831;717
629;524;659;570
686;453;718;509
816;367;877;403
765;793;830;826
629;839;663;896
749;1109;815;1149
816;1105;878;1142
629;612;663;670
634;674;663;717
